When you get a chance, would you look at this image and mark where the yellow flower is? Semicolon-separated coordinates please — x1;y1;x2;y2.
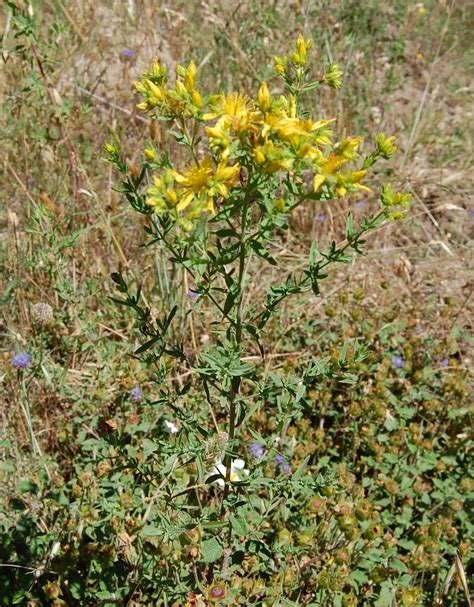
203;93;258;133
319;153;346;175
345;169;371;192
313;174;326;192
381;184;412;214
335;137;363;160
263;115;334;145
313;166;371;196
172;156;240;212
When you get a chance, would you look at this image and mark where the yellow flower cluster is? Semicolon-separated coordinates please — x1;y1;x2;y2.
145;157;240;231
134;60;202;117
128;36;404;228
274;35;343;89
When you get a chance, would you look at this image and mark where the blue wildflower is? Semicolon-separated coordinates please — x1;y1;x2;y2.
11;352;32;369
440;357;449;368
187;289;200;302
314;213;326;222
130;386;143;401
248;442;265;459
392;355;404;369
355;200;367;209
121;48;136;60
275;453;291;474
468;209;474;219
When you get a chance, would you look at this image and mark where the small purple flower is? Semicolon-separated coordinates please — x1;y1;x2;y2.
392;355;404;369
354;200;367;209
130;386;143;401
468;209;474;219
275;453;291;474
314;213;326;222
440;357;449;368
248;442;265;459
11;352;32;369
187;289;200;302
121;48;136;60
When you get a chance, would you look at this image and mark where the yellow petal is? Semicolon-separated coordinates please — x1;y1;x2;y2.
313;174;326;192
177;192;194;211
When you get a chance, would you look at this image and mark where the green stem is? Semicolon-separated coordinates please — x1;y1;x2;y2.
20;375;39;456
221;199;249;509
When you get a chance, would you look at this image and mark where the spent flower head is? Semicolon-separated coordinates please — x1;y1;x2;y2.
31;302;53;324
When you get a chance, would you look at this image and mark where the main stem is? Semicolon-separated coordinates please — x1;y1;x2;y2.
221;199;249;508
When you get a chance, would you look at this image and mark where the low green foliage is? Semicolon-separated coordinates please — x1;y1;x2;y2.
1;297;472;605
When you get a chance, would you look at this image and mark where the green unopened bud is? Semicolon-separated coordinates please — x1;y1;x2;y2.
144;146;158;162
323;63;343;88
375;132;397;158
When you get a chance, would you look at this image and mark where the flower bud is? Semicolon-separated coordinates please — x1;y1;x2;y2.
191;89;202;107
145;79;165;102
254;148;266;165
144;146;157;162
257;82;271;111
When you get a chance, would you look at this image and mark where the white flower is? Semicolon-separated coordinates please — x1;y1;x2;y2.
49;541;61;558
213;458;249;487
164;420;179;434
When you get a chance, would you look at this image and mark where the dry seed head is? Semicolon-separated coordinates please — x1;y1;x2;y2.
32;302;54;324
